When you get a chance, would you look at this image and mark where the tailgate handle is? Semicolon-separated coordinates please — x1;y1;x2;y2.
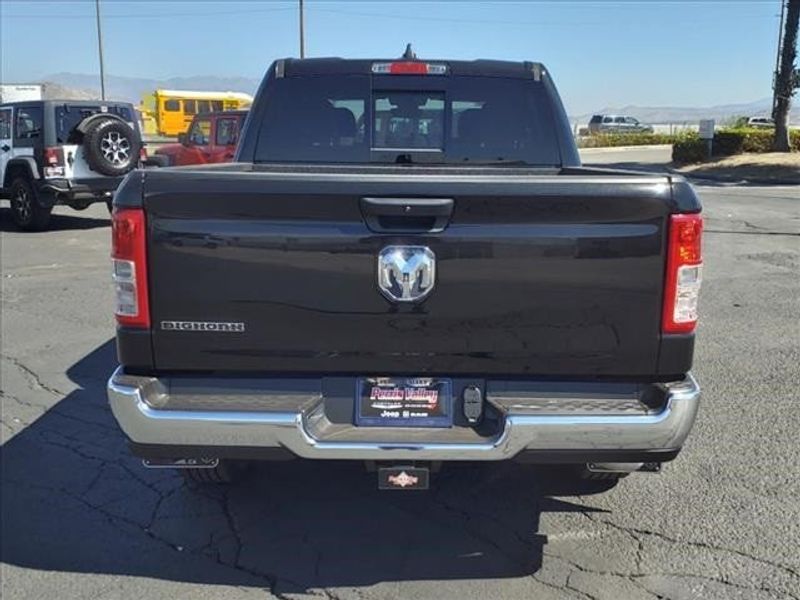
360;197;454;233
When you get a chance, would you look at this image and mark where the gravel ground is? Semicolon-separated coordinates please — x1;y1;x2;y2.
677;153;800;184
1;180;799;600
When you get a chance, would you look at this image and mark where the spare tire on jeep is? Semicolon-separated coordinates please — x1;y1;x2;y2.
82;117;141;177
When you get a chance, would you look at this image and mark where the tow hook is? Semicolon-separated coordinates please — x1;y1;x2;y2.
378;465;430;490
366;461;440;490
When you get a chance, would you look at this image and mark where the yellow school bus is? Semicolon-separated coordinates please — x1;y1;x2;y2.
140;90;253;137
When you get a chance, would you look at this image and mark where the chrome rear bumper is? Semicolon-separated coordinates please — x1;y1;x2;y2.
107;368;700;462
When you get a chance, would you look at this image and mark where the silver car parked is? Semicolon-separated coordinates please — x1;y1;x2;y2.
588;114;654;134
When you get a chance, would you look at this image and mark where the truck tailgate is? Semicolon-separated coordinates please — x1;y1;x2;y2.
142;168;674;377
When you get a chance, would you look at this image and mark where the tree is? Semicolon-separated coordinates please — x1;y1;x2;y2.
730;115;750;128
773;0;799;151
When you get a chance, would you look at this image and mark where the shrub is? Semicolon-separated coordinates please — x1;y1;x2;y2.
578;132;694;148
673;128;800;164
712;130;746;156
672;138;708;165
713;128;800;155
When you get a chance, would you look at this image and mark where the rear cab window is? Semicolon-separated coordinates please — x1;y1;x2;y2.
215;118;239;145
188;118;211;145
373;91;444;150
253;72;560;165
254;75;366;163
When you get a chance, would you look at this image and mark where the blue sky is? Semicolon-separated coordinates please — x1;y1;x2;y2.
0;0;787;114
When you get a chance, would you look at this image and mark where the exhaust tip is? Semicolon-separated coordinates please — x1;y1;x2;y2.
142;457;219;469
586;462;661;474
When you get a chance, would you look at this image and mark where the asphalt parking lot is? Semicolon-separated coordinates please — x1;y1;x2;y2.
2;160;799;599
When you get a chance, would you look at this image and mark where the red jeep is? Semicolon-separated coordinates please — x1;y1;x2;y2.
153;110;247;166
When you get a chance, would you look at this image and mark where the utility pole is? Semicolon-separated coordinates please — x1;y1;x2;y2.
95;0;106;100
773;0;799;151
299;0;305;59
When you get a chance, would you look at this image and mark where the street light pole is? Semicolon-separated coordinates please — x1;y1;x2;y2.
95;0;106;100
299;0;305;59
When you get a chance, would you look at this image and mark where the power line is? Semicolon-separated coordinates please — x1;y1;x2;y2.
309;5;781;27
3;4;780;26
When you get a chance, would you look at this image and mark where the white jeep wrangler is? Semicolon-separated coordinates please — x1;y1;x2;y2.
0;99;143;230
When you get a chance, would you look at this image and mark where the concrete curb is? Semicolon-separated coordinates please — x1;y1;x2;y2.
668;167;800;186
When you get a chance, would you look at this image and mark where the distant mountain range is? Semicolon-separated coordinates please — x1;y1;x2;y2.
40;72;261;103
35;72;799;125
571;98;799;126
40;81;98;101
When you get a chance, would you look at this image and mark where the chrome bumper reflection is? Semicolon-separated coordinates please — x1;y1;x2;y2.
107;368;700;461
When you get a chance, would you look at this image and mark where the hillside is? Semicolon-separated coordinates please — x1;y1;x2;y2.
571;98;799;126
40;81;102;101
41;73;260;104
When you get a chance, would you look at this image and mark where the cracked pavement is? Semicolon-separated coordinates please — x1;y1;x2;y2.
1;172;799;599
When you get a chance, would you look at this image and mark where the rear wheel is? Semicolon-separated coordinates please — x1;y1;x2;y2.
9;177;52;231
180;460;247;484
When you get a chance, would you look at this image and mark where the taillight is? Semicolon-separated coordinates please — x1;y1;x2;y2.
139;147;148;162
662;214;703;334
43;147;66;177
44;147;64;166
371;62;448;75
112;207;150;328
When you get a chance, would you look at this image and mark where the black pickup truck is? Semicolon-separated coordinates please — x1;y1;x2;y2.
107;55;702;490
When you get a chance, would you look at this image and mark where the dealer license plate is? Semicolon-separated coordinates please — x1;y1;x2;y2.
356;377;452;427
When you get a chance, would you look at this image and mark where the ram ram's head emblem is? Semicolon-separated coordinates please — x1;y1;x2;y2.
377;246;436;303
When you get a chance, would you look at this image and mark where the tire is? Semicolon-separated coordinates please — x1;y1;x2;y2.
9;177;52;231
145;154;171;168
83;118;141;177
181;460;246;485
